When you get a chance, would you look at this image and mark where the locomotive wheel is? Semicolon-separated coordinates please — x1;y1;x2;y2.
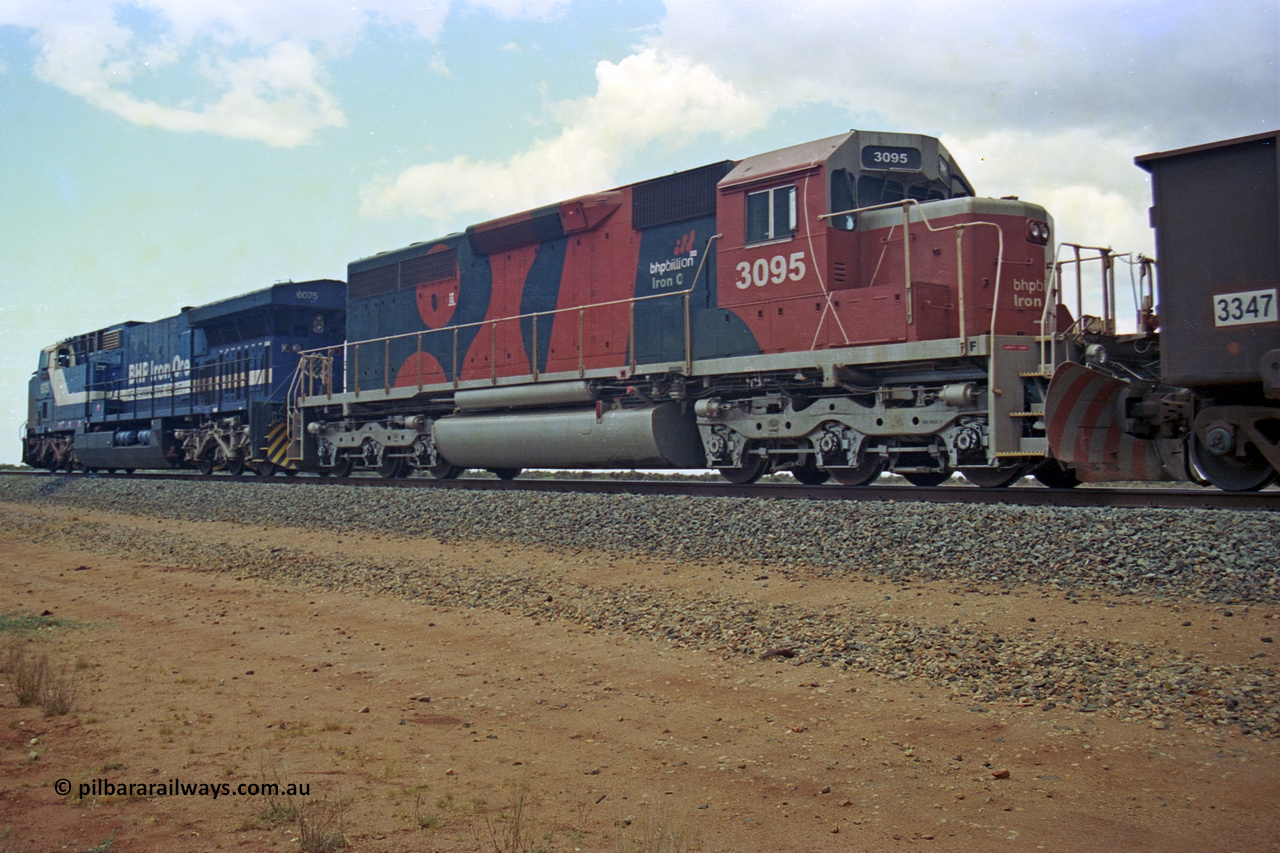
1032;459;1081;489
377;456;406;479
901;470;952;487
428;461;464;480
489;468;522;481
326;457;354;478
790;458;830;485
1192;436;1277;492
718;454;769;485
828;457;884;486
960;464;1028;489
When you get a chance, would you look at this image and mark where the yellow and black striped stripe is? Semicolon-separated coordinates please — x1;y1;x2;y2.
261;422;295;470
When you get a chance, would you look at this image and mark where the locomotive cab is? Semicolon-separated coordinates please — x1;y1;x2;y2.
714;131;1051;356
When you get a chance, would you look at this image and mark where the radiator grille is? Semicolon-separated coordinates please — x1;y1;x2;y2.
349;247;457;301
632;161;733;230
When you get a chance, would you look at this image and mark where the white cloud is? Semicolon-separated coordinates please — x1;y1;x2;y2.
649;0;1279;146
32;23;347;147
0;0;526;148
361;129;617;222
361;48;766;220
468;0;570;19
361;0;1277;227
630;0;1274;269
428;51;450;76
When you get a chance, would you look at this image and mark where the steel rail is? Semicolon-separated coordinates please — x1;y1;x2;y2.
4;469;1277;512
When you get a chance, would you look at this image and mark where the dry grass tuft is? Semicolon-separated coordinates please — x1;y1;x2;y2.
296;797;349;853
479;791;542;853
4;640;48;706
39;658;83;716
616;807;701;853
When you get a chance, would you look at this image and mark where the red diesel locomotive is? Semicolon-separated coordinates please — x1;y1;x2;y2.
295;129;1074;487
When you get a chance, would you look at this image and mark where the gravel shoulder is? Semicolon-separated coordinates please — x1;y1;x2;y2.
0;477;1278;852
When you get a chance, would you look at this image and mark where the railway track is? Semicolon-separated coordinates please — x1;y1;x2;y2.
5;468;1276;512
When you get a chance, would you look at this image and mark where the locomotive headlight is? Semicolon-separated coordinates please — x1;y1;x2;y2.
1026;221;1050;245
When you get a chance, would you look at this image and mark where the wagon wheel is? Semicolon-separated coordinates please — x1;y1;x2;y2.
489;468;522;481
718;454;769;485
901;470;952;487
960;463;1029;489
1192;435;1277;492
197;458;216;476
1032;459;1080;489
790;458;830;485
226;457;246;477
253;461;278;476
828;456;884;486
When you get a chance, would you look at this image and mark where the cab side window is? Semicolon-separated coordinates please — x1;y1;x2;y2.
746;185;796;243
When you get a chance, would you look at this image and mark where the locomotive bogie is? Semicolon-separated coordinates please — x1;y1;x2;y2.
22;433;77;472
173;417;252;475
308;416;434;477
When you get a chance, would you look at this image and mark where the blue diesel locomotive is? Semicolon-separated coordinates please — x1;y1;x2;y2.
23;280;346;474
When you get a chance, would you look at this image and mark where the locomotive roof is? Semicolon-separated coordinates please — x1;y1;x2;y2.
182;279;346;325
720;133;851;189
720;129;972;195
349;234;465;273
1136;129;1280;169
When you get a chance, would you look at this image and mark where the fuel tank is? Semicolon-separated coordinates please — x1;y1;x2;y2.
74;429;174;470
433;402;704;469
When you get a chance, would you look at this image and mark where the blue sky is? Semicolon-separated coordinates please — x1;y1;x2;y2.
2;0;1277;464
